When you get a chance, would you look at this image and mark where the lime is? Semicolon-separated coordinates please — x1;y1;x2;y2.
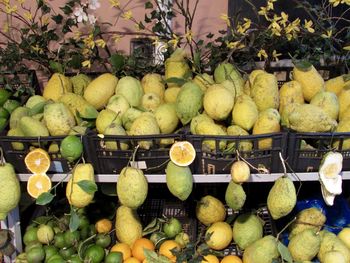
47;254;65;263
23;227;39;246
26;246;45;263
44;245;58;261
0;89;11;106
0;107;9;118
80;226;90;240
25;241;42;253
37;224;55;244
59;246;76;259
175;232;190;248
60;135;83;162
95;233;112;248
53;232;65;249
0;117;7;132
3;99;20;114
64;230;81;247
69;254;83;263
105;251;123;263
88;224;97;236
78;216;90;229
84;244;105;263
163;218;182;238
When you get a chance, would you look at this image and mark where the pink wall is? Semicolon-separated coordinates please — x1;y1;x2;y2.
0;0;228;54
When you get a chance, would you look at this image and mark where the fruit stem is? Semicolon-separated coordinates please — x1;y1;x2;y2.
276;217;297;241
236;150;269;174
129;145;140;168
280;153;303;196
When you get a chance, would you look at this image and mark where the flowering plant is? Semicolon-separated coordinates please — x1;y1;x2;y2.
0;0;349;77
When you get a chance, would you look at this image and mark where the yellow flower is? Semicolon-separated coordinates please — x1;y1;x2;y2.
82;60;91;68
272;50;282;61
279;12;289;27
83;34;95;49
122;10;133;20
82;48;92;56
226;41;245;50
329;0;342;6
2;22;9;33
304;20;315;33
17;0;25;4
152;36;160;46
185;30;193;42
95;39;106;48
109;0;120;7
257;49;268;60
269;20;282;36
31;45;43;54
41;15;50;26
343;45;350;51
321;30;333;38
267;0;276;11
112;34;122;44
5;4;17;13
23;11;32;20
73;30;81;40
258;6;268;19
168;34;180;49
220;13;230;26
237;18;251;35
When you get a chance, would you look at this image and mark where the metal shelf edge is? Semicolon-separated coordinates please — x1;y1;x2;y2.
17;172;350;183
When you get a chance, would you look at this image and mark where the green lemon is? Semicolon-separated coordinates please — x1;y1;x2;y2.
0;107;9;119
95;233;112;248
163;218;182;238
37;224;55;244
3;99;20;114
63;230;81;247
0;89;11;106
47;254;65;263
25;241;42;253
69;254;83;263
78;216;90;229
84;244;105;263
60;135;83;162
105;251;123;263
59;246;77;260
44;245;58;262
23;227;39;246
26;246;45;263
53;232;65;249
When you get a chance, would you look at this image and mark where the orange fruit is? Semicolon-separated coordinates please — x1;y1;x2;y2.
95;218;113;234
124;257;141;263
169;141;196;166
220;255;243;263
110;243;132;260
27;173;52;199
132;238;155;261
158;240;181;262
24;148;51;174
202;254;219;263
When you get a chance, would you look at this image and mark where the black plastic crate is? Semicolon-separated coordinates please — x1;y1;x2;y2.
0;135;89;174
189;132;288;174
196;206;276;256
138;198;197;241
86;132;186;174
265;65;345;87
0;70;41;104
287;131;350;172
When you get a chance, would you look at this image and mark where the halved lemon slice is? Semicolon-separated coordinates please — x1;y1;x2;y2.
24;148;51;174
169;141;196;166
27;173;52;199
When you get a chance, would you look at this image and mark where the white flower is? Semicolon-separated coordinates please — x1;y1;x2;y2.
74;7;88;23
88;14;97;25
89;0;101;10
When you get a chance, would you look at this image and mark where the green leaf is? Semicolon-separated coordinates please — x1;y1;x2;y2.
294;60;313;72
67;54;84;69
36;192;54;206
29;101;47;116
52;15;63;24
164;77;186;86
144;249;171;263
109;54;125;71
49;61;64;74
77;180;98;194
69;209;80;232
142;218;162;236
277;241;293;263
145;1;153;9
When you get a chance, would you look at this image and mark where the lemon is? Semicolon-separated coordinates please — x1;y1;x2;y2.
338;227;350;249
169;141;196;167
37;224;54;244
60;135;83;162
196;195;226;226
205;222;233;250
